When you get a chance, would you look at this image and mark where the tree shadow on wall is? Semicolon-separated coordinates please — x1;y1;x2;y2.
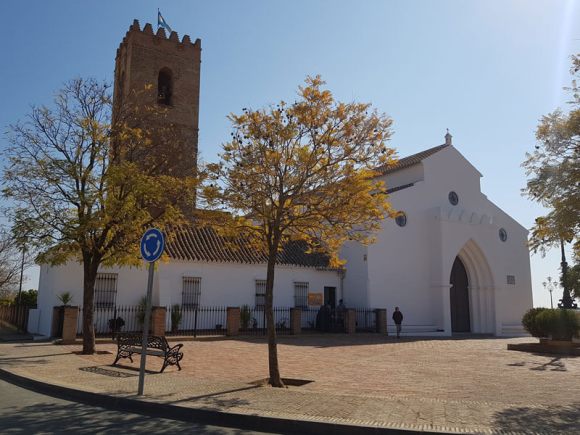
493;402;580;434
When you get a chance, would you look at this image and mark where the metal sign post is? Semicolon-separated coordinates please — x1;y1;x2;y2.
137;228;165;396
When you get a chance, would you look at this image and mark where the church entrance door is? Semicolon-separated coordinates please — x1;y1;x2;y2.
450;257;470;332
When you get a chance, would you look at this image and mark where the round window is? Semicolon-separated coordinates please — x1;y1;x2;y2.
448;191;459;206
395;212;407;227
499;228;507;242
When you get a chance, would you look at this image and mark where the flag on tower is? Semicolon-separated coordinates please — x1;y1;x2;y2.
158;10;172;33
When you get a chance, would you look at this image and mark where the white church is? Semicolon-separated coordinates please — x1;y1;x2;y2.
28;21;532;338
342;134;532;336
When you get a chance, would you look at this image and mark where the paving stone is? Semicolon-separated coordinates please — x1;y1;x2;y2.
0;335;579;434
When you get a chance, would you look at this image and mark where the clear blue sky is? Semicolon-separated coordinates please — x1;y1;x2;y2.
1;0;579;308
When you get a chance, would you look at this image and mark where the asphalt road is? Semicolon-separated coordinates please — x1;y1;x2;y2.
0;378;274;434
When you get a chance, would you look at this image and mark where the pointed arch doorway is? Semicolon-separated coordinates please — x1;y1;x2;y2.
450;256;470;332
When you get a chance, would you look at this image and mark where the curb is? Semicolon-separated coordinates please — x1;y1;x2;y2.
0;368;438;435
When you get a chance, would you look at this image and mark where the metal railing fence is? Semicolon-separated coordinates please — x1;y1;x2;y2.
0;305;32;332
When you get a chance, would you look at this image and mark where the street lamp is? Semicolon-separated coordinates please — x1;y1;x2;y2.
542;277;555;309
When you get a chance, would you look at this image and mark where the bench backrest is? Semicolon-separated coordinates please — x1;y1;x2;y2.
117;333;168;350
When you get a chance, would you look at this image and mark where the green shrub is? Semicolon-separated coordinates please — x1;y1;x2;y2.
522;307;549;337
535;309;580;341
171;304;182;332
240;305;252;330
136;296;147;326
19;289;38;306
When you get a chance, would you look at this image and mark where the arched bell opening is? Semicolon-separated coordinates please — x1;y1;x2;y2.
157;68;173;106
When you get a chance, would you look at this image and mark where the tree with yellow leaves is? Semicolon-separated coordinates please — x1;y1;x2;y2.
203;76;396;387
3;78;198;354
523;55;580;305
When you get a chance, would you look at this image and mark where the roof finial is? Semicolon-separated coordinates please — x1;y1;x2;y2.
445;129;452;146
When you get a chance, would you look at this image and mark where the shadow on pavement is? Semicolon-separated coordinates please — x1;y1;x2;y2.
216;334;517;349
170;384;260;406
0;400;250;434
493;402;580;434
0;352;73;361
507;355;578;372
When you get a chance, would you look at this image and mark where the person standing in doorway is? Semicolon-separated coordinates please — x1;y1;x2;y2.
392;307;403;338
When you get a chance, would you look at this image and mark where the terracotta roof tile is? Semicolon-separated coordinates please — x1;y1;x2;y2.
165;226;331;268
376;144;449;175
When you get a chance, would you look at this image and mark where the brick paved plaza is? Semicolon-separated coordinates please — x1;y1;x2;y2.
1;335;579;433
78;335;579;405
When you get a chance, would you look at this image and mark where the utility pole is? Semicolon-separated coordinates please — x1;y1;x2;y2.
17;245;26;305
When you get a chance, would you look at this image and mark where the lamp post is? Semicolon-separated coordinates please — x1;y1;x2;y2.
543;277;555;309
558;239;577;309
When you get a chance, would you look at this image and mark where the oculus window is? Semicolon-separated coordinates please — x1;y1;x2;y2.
395;212;407;227
448;191;459;206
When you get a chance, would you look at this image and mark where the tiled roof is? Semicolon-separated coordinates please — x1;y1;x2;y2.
386;183;414;194
376;144;449;175
165;226;331;268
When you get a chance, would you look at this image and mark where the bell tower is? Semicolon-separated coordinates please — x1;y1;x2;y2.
112;19;201;183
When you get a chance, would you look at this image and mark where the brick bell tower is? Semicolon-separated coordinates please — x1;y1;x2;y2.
112;20;201;206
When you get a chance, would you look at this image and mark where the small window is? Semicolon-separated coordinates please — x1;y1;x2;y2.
507;275;516;285
95;273;118;308
499;228;508;242
448;191;459;206
395;212;407;227
255;280;266;309
157;68;173;105
182;277;201;308
294;282;309;308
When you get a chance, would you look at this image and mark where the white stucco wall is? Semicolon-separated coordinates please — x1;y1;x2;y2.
157;260;341;308
32;262;150;336
340;241;368;308
32;259;341;337
341;146;533;336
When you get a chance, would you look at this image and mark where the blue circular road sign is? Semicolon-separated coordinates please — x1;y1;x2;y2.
140;228;165;262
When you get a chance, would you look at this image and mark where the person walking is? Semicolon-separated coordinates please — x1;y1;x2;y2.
392;307;403;338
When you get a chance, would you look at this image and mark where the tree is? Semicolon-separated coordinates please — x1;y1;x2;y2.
18;289;38;307
0;229;23;299
522;55;580;303
565;264;580;300
522;54;580;259
3;78;197;354
203;76;396;387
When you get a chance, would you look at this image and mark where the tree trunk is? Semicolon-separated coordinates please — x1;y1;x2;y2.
266;246;284;387
81;255;99;354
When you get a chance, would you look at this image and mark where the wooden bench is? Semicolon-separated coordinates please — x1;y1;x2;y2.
112;333;184;373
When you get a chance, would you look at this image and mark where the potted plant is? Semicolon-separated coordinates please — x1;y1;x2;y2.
52;292;77;341
57;291;73;306
136;296;147;329
240;305;252;330
171;304;182;333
